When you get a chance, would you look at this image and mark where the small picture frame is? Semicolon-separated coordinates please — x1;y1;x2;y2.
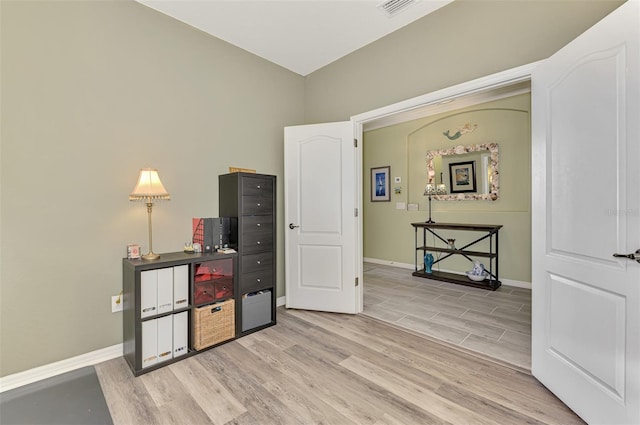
449;161;477;193
371;166;390;202
127;244;141;259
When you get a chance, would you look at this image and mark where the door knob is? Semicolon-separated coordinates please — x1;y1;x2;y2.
613;249;640;263
289;223;300;230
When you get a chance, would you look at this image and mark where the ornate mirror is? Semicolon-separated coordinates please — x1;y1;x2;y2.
427;143;499;200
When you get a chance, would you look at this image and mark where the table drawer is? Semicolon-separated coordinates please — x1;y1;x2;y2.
241;176;274;196
242;231;273;254
242;215;273;233
194;276;234;306
242;252;273;274
239;270;273;294
242;195;273;215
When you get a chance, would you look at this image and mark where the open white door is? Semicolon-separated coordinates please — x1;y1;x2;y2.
284;122;359;313
531;2;639;424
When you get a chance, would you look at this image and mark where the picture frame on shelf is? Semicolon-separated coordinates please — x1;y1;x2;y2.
449;161;477;193
371;166;390;202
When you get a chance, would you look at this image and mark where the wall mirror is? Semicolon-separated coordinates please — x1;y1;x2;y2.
427;143;499;200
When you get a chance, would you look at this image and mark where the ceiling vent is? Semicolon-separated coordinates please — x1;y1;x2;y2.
377;0;417;17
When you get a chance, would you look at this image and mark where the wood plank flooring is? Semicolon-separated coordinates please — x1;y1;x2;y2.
96;307;583;425
363;262;531;370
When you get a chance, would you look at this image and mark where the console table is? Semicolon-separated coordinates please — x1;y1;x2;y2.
411;222;502;290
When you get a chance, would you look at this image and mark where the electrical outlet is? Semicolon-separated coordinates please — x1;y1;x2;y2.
111;295;123;313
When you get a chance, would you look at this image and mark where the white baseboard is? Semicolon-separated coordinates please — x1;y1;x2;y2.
1;292;285;393
363;257;531;289
0;343;123;393
363;257;414;270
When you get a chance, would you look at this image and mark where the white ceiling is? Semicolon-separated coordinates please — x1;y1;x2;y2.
136;0;453;76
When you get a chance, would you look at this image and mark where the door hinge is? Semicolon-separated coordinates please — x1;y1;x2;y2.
354;138;358;148
355;277;359;287
354;208;358;217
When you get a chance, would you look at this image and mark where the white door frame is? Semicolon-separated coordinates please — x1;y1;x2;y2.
350;61;542;312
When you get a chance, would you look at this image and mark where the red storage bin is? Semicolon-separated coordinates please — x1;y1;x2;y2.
193;258;234;306
214;278;233;299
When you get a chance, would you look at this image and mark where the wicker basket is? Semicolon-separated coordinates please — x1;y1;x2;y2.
192;299;235;351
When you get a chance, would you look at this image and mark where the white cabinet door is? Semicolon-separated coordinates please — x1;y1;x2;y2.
156;315;173;363
141;319;158;368
531;2;639;423
173;264;189;310
156;268;174;315
140;270;158;319
173;311;188;358
284;122;358;313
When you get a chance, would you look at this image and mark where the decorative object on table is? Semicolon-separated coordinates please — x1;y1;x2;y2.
371;166;390;202
424;177;448;223
192;217;233;252
466;260;488;281
447;239;456;250
449;160;477;194
184;241;194;253
127;244;141;259
424;253;434;273
129;168;171;260
442;123;478;140
228;167;256;173
193;243;202;253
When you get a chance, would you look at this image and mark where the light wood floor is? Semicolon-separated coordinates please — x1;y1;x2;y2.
96;307;582;425
363;262;531;370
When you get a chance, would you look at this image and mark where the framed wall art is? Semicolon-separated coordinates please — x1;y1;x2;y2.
449;161;477;193
371;166;390;202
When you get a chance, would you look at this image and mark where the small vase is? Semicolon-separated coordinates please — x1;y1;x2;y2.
424;253;434;274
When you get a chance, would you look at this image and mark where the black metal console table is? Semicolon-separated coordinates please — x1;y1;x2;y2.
411;222;502;290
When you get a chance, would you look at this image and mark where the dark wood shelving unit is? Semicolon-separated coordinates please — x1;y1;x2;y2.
411;222;502;290
219;172;277;336
122;251;237;376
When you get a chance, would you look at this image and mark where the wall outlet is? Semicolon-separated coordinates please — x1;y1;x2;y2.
111;295;123;313
396;202;405;210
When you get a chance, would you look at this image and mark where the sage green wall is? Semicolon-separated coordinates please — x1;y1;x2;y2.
304;0;623;123
0;0;304;376
364;94;531;282
0;0;624;378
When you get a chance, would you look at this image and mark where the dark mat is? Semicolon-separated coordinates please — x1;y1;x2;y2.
0;366;113;425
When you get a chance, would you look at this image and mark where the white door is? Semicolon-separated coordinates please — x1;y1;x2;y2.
531;2;639;424
284;122;358;313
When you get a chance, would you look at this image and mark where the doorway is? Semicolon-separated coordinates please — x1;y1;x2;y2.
351;63;537;369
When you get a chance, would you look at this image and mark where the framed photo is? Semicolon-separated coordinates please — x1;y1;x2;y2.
449;161;477;193
371;166;390;202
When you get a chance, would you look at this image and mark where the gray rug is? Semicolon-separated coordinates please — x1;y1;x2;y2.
0;366;113;425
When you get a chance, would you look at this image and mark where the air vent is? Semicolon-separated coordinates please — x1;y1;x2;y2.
377;0;417;17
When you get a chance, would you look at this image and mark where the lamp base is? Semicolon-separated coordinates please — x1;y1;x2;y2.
425;219;435;224
142;252;160;260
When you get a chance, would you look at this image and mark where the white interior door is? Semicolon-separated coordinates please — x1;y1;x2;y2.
531;2;639;424
284;122;359;313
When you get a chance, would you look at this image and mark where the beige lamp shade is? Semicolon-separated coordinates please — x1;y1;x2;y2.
129;168;170;201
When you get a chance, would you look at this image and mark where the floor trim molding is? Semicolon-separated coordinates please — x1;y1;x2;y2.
0;344;123;393
363;257;532;289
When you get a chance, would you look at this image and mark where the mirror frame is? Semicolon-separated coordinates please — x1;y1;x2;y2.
427;142;499;201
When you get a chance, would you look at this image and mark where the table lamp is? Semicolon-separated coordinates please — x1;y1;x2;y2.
129;168;170;260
